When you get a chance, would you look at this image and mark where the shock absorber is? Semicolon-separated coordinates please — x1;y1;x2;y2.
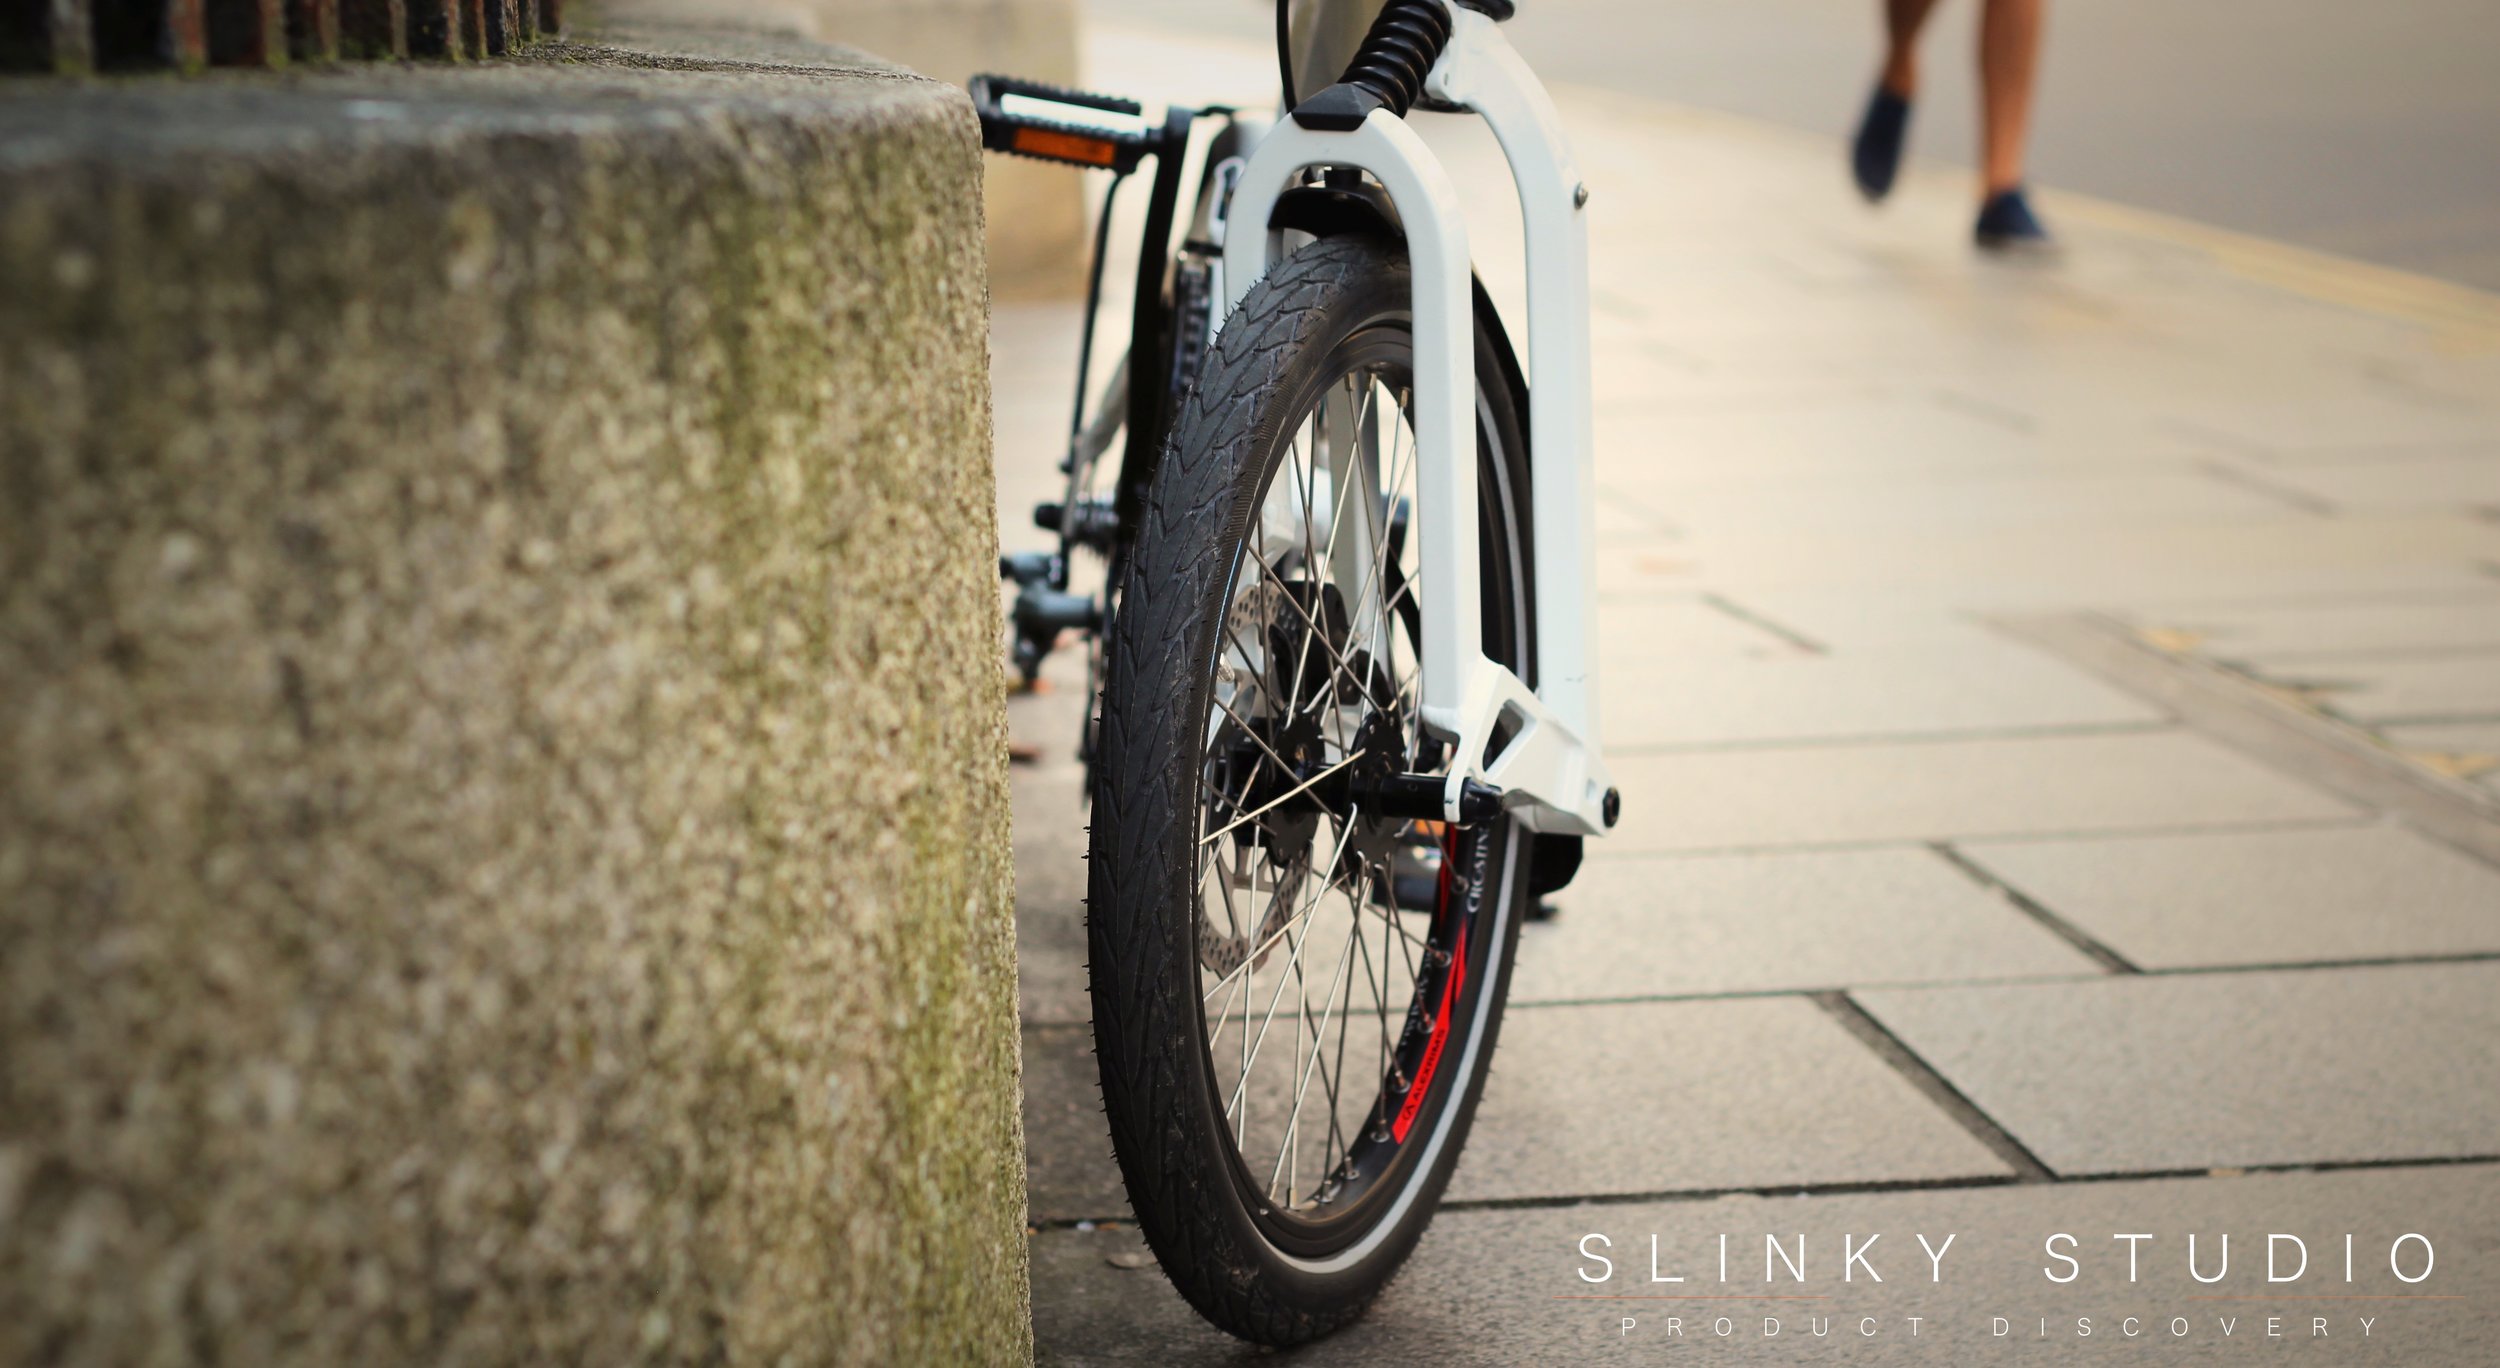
1290;0;1455;131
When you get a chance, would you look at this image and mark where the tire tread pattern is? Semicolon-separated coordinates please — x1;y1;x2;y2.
1088;237;1419;1346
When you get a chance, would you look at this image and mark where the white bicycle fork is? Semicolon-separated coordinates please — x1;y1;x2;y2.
1218;2;1616;837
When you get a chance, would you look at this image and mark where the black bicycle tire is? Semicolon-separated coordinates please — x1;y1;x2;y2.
1087;233;1535;1346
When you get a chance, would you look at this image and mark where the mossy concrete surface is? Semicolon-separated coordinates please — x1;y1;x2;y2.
0;24;1027;1365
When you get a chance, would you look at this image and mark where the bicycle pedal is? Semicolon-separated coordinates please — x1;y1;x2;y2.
1011;583;1101;638
999;549;1059;588
1035;497;1119;551
970;74;1157;172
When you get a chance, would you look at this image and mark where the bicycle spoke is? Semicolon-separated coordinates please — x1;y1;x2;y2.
1227;809;1362;1127
1196;751;1365;849
1271;868;1361;1202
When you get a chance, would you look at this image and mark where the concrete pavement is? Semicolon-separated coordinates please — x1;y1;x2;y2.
994;20;2500;1363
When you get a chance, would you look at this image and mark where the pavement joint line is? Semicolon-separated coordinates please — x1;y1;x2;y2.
2232;643;2500;665
1014;952;2500;1031
2345;710;2500;729
1695;591;1827;655
2131;951;2500;978
1023;974;2119;1032
2135;584;2500;612
1573;814;2374;863
1602;718;2171;759
1491;974;2109;1012
1596;486;1687;541
1991;611;2500;870
1027;1156;2500;1231
1431;1154;2500;1218
2159;417;2268;457
1928;387;2039;436
1926;842;2141;975
1810;991;2060;1184
2190;458;2343;517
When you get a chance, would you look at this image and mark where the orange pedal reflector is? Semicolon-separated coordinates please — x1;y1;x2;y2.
1012;126;1118;166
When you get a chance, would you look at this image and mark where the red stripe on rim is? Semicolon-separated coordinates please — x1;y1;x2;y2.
1391;827;1470;1143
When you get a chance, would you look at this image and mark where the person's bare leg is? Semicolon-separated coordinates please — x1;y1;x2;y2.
1856;0;1945;202
1978;0;2044;194
1881;0;1944;96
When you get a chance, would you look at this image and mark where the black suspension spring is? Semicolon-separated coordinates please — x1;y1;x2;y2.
1335;0;1453;118
1289;0;1456;130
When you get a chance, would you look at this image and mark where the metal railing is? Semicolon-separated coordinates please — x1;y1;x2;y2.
4;0;563;73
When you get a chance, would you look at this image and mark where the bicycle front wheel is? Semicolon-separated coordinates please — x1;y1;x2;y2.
1087;235;1535;1345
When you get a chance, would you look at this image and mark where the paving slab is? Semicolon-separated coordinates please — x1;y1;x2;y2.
1591;488;1675;544
1515;847;2099;1002
2381;722;2500;796
1650;513;2500;602
2257;452;2500;514
1009;761;1088;1004
1009;655;1095;1025
1961;825;2500;969
2282;651;2500;725
1592;594;1810;664
1027;995;2017;1220
1450;997;2013;1203
2381;721;2500;755
1597;638;2163;750
1023;1023;1128;1223
2244;438;2500;470
1857;963;2500;1175
1033;1165;2500;1365
1637;466;2303;536
1601;730;2360;853
1670;587;2011;653
1723;575;2500;657
2134;596;2500;662
2156;387;2500;455
1591;395;2042;491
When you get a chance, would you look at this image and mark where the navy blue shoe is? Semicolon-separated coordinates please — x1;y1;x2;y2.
1850;85;1911;202
1974;186;2056;251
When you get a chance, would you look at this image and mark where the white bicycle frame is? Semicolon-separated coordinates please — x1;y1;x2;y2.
1219;1;1615;837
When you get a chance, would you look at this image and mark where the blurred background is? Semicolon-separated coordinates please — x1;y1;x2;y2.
1097;0;2500;289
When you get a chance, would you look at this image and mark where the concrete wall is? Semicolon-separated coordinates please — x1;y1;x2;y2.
0;21;1027;1366
631;0;1090;298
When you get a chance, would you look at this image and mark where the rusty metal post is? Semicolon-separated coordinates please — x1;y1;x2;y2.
205;0;284;65
339;0;402;58
405;0;459;57
50;0;96;69
481;0;516;54
4;0;94;71
160;0;208;68
287;0;338;59
92;0;212;69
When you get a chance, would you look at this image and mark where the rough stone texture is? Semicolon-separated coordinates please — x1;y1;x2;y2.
626;0;1089;299
0;23;1026;1367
